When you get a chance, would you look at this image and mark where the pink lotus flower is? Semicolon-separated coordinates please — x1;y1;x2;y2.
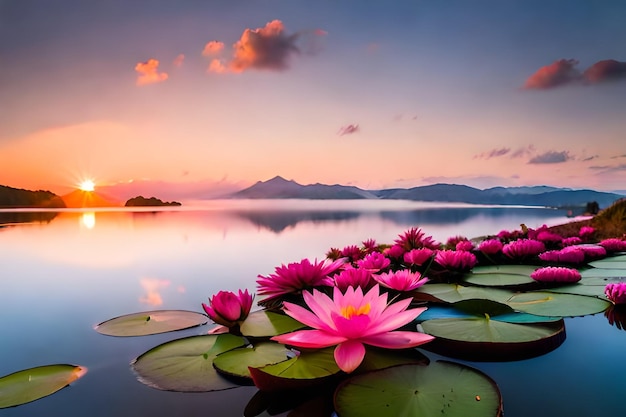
561;236;582;247
403;248;434;266
334;267;374;292
361;238;378;254
456;240;474;252
530;267;581;283
393;227;440;252
357;252;391;273
341;245;363;262
373;270;429;292
605;282;626;305
434;250;477;271
539;247;585;265
202;289;254;327
257;258;346;303
478;239;503;255
535;230;563;245
502;239;546;260
578;244;607;260
599;238;626;253
271;285;434;373
579;226;595;240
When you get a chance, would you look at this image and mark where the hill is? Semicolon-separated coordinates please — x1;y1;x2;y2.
228;177;624;209
0;185;65;208
231;176;378;199
125;196;182;207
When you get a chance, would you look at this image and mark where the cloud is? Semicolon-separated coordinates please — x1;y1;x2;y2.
589;163;626;174
524;59;626;90
202;41;225;56
135;59;168;86
510;145;535;159
528;150;572;164
611;154;626;159
173;54;185;67
338;124;359;136
230;20;299;72
582;155;599;162
208;58;227;73
473;147;510;160
523;59;580;90
583;60;626;83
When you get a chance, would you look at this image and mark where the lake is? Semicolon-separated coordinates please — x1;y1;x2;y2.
0;200;624;416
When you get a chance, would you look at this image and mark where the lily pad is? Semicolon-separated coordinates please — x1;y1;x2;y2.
506;291;610;317
95;310;208;336
334;361;503;417
357;347;429;372
418;318;565;361
239;310;305;337
472;264;538;275
0;364;87;409
544;284;608;298
463;272;537;288
416;304;559;324
581;268;626;279
249;347;341;392
414;283;514;304
131;334;246;392
213;342;290;379
589;255;626;269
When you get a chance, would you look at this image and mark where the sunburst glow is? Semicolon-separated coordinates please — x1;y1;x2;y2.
79;179;96;192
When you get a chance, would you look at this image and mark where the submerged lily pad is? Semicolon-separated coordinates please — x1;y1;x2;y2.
213;342;290;379
506;291;610;317
249;347;341;392
239;310;305;337
334;361;503;417
0;364;87;409
95;310;208;336
131;334;246;392
418;317;565;361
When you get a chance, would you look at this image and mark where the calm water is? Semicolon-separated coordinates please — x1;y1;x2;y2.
0;200;624;416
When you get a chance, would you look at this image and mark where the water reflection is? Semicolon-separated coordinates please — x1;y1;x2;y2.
139;278;171;306
0;210;58;227
604;304;626;330
80;212;96;229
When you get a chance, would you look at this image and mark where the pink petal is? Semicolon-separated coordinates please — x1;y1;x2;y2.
271;329;346;348
303;289;337;330
332;313;370;339
334;340;366;373
282;301;327;330
361;331;434;349
369;307;425;334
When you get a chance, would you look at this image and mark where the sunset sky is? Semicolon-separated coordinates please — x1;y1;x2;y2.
1;0;625;200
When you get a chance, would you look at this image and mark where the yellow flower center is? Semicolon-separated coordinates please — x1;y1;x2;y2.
341;303;371;319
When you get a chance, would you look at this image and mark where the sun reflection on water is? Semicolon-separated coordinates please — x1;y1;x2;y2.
80;212;96;229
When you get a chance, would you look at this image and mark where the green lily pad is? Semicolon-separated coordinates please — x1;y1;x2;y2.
581;268;626;279
472;264;538;275
249;347;341;392
239;310;305;337
579;276;626;286
95;310;208;336
0;365;87;409
588;255;626;269
334;361;502;417
131;334;246;392
544;284;609;298
463;272;537;288
213;342;290;379
414;284;514;304
416;304;559;324
418;318;565;361
506;291;611;317
357;347;429;372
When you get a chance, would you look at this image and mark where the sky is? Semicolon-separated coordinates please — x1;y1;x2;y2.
1;0;626;200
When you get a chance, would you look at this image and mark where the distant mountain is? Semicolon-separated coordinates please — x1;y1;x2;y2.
0;185;65;208
231;176;378;199
227;177;624;209
61;190;120;208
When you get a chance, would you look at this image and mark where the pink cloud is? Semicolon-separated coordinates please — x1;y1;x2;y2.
338;124;359;136
523;59;580;89
584;59;626;83
173;54;185;67
473;147;511;160
135;58;168;86
208;58;227;73
528;150;573;164
202;41;225;56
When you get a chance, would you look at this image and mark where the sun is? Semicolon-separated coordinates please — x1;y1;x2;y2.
79;179;96;192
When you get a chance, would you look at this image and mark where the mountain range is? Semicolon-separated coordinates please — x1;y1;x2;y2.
230;176;624;209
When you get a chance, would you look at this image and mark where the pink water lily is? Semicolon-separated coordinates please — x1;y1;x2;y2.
478;239;503;255
599;238;626;253
530;266;581;283
357;252;391;272
373;270;429;292
502;239;546;260
605;282;626;305
334;267;374;292
434;250;477;271
257;258;346;303
271;285;434;373
403;248;434;266
202;289;254;327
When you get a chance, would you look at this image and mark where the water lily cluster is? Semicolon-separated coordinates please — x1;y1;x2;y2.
85;221;626;417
